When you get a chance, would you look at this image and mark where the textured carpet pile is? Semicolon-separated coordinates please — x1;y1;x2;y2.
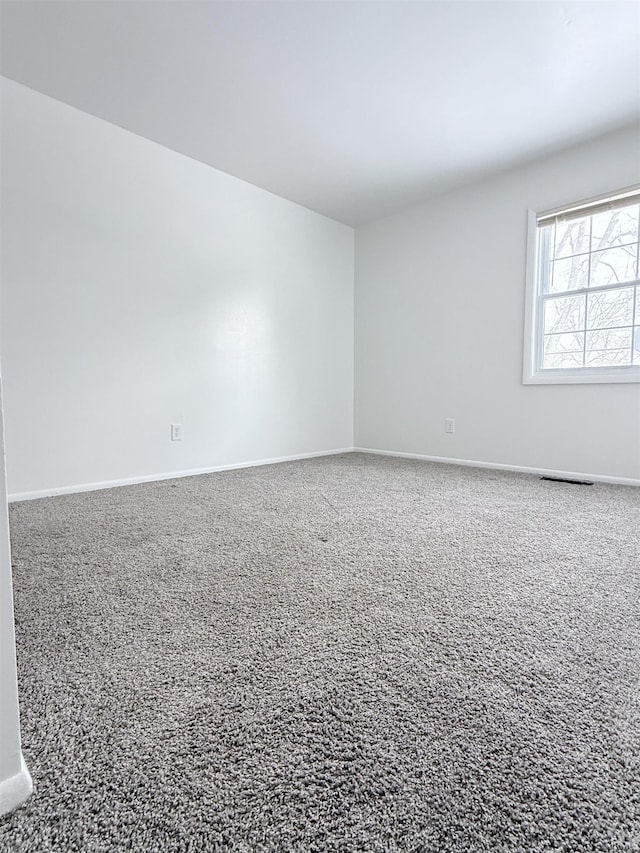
0;452;638;851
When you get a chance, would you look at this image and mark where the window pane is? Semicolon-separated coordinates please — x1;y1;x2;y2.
550;254;589;292
591;204;639;250
585;328;632;367
543;294;585;334
590;244;638;287
634;327;640;365
586;287;634;330
554;216;590;258
542;332;584;369
537;225;553;292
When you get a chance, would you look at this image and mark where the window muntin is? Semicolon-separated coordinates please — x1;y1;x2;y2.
534;190;640;376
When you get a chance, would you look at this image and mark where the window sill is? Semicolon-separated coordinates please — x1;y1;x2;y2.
523;368;640;385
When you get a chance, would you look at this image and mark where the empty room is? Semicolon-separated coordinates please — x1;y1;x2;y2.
0;1;639;850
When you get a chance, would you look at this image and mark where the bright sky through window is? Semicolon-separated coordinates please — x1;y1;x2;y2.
534;191;640;376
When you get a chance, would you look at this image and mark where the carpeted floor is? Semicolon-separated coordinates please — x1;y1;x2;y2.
0;452;638;852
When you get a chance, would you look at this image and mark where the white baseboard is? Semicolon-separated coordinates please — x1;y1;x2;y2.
0;755;32;816
9;446;637;501
8;447;355;502
353;447;640;487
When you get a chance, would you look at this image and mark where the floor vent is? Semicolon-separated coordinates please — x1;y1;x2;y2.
541;476;594;486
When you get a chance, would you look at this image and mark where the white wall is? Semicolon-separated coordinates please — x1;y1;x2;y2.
2;80;638;491
0;370;32;814
0;79;354;498
355;125;640;482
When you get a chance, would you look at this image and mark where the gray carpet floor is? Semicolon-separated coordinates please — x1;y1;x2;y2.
0;452;638;852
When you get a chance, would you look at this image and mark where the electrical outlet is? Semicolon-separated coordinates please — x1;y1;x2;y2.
445;418;455;434
171;423;183;441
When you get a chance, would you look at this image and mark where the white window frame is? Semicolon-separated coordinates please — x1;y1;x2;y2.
523;186;640;385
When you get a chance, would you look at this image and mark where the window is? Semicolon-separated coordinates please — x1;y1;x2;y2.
523;187;640;384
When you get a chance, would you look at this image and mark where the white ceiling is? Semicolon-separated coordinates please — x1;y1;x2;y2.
1;1;639;226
